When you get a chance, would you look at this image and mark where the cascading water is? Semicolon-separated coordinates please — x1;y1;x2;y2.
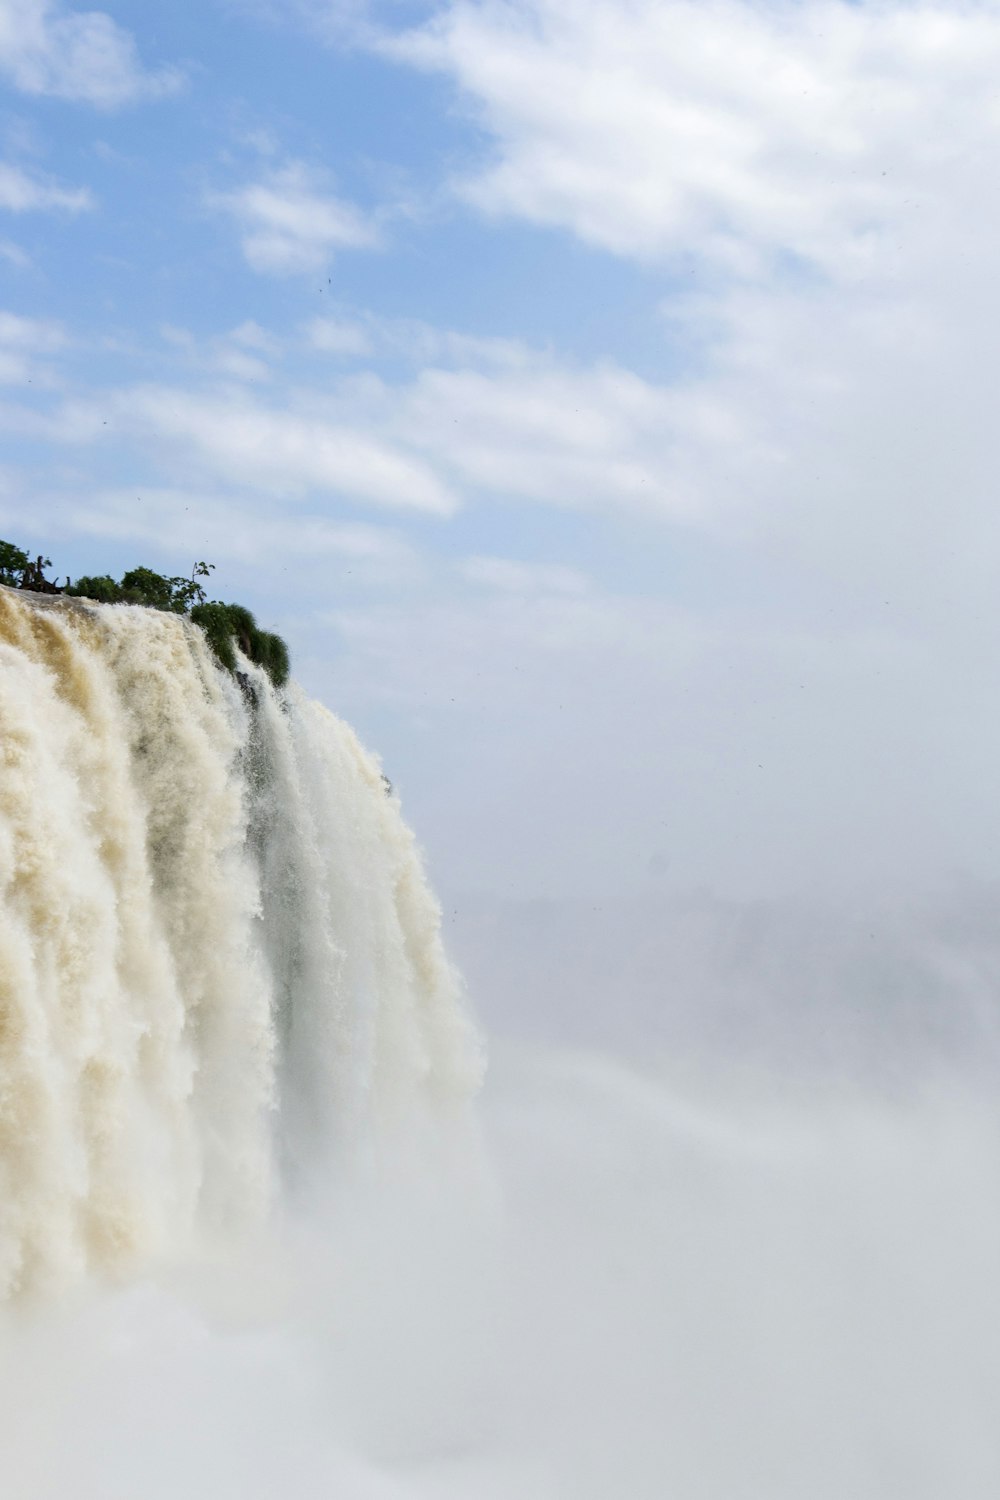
0;586;483;1298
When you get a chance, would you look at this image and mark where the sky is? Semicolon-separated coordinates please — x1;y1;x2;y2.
3;0;1000;924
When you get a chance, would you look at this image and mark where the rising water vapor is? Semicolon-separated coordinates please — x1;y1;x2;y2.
0;587;482;1297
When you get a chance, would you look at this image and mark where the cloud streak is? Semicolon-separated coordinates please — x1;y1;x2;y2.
0;340;762;525
212;160;379;276
387;0;1000;281
0;0;181;107
0;160;91;213
0;308;67;384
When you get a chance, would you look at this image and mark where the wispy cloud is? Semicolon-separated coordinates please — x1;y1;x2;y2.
459;555;590;596
0;159;91;213
0;307;67;383
2;344;736;524
0;309;66;351
212;160;379;276
380;358;722;521
306;316;374;357
0;0;182;107
386;0;1000;282
36;382;460;515
47;485;420;573
159;321;280;384
228;0;383;47
0;237;29;267
305;310;533;368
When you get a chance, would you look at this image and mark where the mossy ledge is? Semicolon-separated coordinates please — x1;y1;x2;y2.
0;540;290;689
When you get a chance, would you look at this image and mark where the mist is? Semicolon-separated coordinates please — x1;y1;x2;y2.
3;1025;998;1499
4;825;1000;1495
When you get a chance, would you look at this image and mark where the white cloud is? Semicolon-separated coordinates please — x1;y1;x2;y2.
213;160;379;276
116;387;456;513
0;309;66;352
0;307;67;383
378;357;732;521
234;0;383;46
3;328;741;523
306;310;533;368
47;485;418;570
41;383;459;516
307;316;374;357
0;0;181;107
5;263;997;568
334;0;1000;652
212;348;272;383
459;555;590;595
387;0;1000;280
371;319;533;369
0;159;91;213
0;237;29;267
229;320;282;355
158;321;281;381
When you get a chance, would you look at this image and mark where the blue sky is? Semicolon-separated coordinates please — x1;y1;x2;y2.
4;0;1000;909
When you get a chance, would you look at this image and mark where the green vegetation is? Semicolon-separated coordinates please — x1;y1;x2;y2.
189;601;290;689
0;539;32;586
1;542;54;591
68;562;215;615
0;540;290;689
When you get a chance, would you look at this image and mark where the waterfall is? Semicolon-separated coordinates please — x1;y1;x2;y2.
0;587;483;1298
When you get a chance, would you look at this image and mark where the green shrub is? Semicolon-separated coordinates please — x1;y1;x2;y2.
188;601;238;672
66;574;125;604
189;601;290;689
119;566;186;612
255;630;290;690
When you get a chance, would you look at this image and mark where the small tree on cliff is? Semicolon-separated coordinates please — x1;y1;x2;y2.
0;543;58;588
0;540;30;587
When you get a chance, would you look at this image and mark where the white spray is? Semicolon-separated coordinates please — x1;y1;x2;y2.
0;587;483;1298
